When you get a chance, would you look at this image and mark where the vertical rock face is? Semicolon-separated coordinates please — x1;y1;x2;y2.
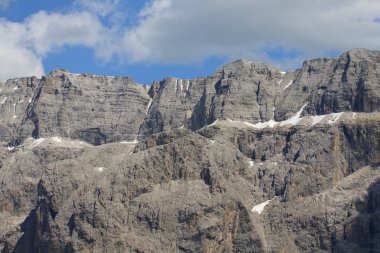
0;70;151;145
0;77;39;143
276;48;380;120
1;49;380;253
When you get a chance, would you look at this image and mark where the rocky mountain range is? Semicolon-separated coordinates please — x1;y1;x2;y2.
0;48;379;252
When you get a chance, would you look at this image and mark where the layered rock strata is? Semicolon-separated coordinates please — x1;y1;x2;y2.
0;48;380;253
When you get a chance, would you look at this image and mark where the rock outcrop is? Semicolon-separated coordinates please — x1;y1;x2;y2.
0;49;380;253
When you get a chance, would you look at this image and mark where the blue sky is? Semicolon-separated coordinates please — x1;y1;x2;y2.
0;0;379;84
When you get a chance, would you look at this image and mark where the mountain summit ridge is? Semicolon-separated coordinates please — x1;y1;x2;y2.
0;49;380;252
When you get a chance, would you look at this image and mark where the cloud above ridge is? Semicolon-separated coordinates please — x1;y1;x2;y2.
124;0;380;67
1;0;380;80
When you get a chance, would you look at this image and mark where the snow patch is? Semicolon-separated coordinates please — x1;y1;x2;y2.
328;112;344;124
280;103;308;126
311;115;326;126
13;86;18;91
94;167;106;172
352;112;357;119
280;71;286;75
249;161;254;167
1;97;6;104
179;79;183;93
277;79;283;85
7;146;14;151
29;138;45;148
120;139;138;145
252;197;275;214
227;118;239;123
209;120;219;127
146;98;152;113
52;137;62;143
283;80;293;90
250;119;278;129
13;103;17;118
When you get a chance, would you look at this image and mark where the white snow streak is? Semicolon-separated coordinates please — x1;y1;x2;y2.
7;146;15;151
328;112;344;124
208;104;350;130
209;120;219;127
146;98;152;113
252;198;275;214
311;115;326;126
246;119;278;129
13;103;17;118
1;97;7;104
279;103;308;126
52;137;62;143
277;79;283;85
120;139;138;145
283;80;293;90
29;138;45;148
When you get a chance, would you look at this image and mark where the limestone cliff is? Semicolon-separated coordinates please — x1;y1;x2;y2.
0;49;380;253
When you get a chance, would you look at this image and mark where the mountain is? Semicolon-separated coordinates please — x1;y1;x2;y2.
0;48;379;253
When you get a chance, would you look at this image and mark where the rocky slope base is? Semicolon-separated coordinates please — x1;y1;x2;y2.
0;48;379;252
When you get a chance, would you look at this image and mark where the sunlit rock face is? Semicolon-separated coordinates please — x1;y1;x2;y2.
1;49;380;253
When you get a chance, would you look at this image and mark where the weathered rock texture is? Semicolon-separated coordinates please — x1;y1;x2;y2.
0;49;380;253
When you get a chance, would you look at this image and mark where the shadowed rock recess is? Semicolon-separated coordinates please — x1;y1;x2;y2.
0;49;380;253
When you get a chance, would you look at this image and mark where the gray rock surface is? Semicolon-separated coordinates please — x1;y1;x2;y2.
0;70;150;146
1;49;380;253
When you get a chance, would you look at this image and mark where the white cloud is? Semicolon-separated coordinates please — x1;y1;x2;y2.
0;19;44;80
0;10;114;80
1;0;380;80
24;11;110;57
123;0;380;68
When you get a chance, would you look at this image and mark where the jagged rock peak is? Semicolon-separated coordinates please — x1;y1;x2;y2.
214;59;284;79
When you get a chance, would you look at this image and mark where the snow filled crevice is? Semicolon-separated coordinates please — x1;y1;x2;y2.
145;98;153;113
283;80;293;90
251;197;276;214
13;103;17;118
279;103;308;126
